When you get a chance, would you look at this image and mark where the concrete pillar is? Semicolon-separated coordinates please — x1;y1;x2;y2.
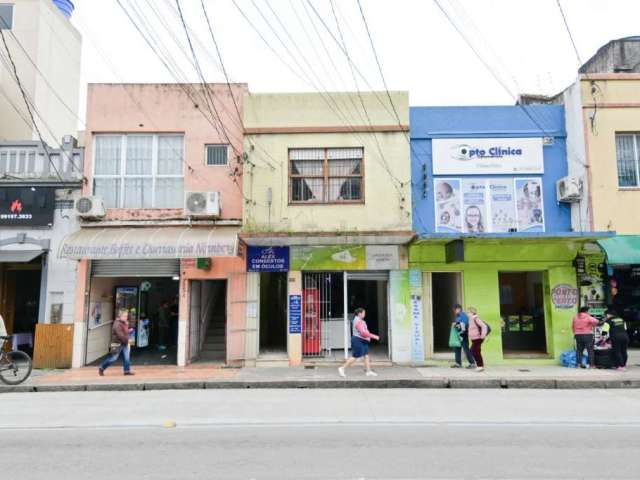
177;276;189;367
288;270;302;366
71;259;90;368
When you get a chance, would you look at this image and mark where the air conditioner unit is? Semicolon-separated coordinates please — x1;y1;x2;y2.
75;196;106;218
184;191;221;217
556;176;583;203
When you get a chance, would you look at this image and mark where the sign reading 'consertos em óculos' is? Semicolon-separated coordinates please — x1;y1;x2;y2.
247;246;289;272
432;138;544;175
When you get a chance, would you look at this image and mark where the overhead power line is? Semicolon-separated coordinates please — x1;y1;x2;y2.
200;0;278;172
0;28;64;183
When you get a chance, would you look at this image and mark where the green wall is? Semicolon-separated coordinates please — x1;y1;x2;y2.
410;239;579;365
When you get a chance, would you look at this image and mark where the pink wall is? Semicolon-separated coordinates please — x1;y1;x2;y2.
83;83;247;221
180;256;247;365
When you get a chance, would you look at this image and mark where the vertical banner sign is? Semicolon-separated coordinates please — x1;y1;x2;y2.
461;179;487;233
515;178;545;232
390;270;411;363
409;269;425;363
488;179;516;232
288;294;302;334
434;178;462;233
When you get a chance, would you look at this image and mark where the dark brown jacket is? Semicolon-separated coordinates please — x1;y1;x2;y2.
112;318;130;345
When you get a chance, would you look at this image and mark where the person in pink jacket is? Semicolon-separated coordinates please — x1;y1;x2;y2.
572;306;599;368
338;308;380;378
468;307;489;372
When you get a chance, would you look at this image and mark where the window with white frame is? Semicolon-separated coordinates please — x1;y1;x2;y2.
616;134;640;188
93;134;184;208
289;147;364;204
205;144;228;166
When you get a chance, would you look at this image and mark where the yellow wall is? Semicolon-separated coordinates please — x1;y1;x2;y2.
582;77;640;233
242;92;412;233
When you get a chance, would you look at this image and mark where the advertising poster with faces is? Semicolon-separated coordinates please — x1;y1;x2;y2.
461;180;487;233
515;178;545;232
488;179;516;232
435;177;544;233
434;179;462;232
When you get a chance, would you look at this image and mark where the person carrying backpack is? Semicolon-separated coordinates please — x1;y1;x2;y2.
468;306;490;372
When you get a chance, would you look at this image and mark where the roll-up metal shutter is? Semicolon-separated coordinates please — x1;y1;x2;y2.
91;259;180;277
346;271;389;281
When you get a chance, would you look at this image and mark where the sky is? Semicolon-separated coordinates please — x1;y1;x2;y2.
69;0;640;125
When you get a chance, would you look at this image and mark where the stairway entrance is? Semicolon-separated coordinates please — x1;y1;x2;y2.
189;280;227;363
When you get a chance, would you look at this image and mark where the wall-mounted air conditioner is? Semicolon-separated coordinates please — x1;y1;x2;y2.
184;191;221;217
75;196;106;218
556;176;583;203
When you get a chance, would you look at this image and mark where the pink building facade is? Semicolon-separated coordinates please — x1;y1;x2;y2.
62;83;249;368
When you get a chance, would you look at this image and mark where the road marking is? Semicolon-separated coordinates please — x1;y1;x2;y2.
2;419;640;431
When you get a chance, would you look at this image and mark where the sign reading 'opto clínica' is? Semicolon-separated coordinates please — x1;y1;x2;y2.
432;138;544;175
551;284;579;309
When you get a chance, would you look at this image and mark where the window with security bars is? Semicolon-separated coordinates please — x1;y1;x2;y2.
616;134;640;187
206;144;228;166
93;134;184;208
289;147;364;204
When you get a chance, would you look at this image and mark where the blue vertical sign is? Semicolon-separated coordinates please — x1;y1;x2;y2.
409;269;425;363
289;294;302;334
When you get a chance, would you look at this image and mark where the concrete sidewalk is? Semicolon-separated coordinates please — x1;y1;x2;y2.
3;363;640;392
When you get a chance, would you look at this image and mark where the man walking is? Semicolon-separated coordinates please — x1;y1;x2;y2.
452;303;476;369
99;309;134;376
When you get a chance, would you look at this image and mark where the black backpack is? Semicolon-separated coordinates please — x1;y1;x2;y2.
474;316;492;336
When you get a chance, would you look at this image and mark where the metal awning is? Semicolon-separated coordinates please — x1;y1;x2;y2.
58;227;238;260
597;235;640;265
0;250;43;262
240;231;415;247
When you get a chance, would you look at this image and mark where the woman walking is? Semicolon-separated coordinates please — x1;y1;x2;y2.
468;307;488;372
338;308;379;378
572;306;599;368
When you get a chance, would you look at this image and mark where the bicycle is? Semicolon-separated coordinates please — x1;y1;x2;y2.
0;336;33;385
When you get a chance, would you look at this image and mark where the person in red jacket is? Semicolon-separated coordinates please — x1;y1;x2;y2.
99;310;134;376
572;306;599;369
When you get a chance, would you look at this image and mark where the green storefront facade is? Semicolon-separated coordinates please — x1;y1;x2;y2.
410;236;599;365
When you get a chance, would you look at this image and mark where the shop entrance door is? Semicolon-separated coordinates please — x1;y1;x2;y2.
0;259;42;355
432;272;463;353
499;272;547;355
259;272;287;355
189;280;227;363
347;272;389;360
300;271;390;361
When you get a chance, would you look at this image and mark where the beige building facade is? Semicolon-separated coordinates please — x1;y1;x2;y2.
0;0;81;144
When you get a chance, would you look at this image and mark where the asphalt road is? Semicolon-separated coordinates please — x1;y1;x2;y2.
1;389;638;479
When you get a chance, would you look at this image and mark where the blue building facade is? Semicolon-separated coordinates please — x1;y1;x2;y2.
408;105;593;363
410;105;571;236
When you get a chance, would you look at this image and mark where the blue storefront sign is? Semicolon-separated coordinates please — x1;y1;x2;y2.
247;246;289;272
289;294;302;334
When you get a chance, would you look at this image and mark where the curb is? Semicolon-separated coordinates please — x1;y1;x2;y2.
1;377;638;393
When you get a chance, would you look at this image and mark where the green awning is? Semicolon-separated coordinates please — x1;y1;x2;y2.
597;236;640;265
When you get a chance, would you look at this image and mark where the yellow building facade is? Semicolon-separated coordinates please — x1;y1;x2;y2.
242;91;412;233
580;74;640;234
240;91;420;367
